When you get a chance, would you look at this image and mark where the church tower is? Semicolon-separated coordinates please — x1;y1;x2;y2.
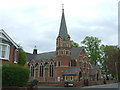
56;6;71;67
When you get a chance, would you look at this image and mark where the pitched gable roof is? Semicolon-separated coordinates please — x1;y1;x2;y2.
26;47;83;62
63;67;80;75
0;29;18;48
36;51;56;61
71;47;83;59
26;51;56;62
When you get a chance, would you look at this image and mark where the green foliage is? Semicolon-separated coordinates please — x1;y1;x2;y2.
81;36;103;66
31;79;38;86
18;48;27;66
2;63;30;86
70;40;79;48
103;46;120;78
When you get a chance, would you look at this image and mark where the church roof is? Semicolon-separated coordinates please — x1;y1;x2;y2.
26;51;56;62
71;47;83;59
58;8;69;41
63;67;80;75
26;47;83;62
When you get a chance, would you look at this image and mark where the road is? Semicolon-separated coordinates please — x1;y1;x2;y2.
37;83;120;90
82;83;119;88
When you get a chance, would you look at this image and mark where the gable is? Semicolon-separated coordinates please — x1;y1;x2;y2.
0;29;18;48
71;47;83;60
0;31;9;41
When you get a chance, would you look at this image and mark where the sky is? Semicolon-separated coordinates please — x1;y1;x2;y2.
0;0;119;53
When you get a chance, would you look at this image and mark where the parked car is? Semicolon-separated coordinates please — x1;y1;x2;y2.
64;82;74;87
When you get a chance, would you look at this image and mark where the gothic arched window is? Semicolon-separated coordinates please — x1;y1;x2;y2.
69;61;71;67
61;50;63;55
66;50;68;55
63;49;66;55
39;63;44;77
31;64;34;77
50;62;54;77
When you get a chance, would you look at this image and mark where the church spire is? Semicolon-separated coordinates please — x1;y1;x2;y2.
58;4;69;41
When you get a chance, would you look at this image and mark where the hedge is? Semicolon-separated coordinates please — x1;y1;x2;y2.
2;63;30;86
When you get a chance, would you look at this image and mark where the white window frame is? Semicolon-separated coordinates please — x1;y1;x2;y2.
14;49;18;64
0;43;10;60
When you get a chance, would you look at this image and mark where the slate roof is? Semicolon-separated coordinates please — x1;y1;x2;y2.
71;47;82;59
26;53;36;61
26;51;56;62
63;67;80;75
26;47;83;62
58;9;69;41
36;51;56;61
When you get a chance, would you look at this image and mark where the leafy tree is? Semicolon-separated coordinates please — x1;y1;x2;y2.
18;48;27;66
70;40;79;48
81;36;103;66
104;45;120;78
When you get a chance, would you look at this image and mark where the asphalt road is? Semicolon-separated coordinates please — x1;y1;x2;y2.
82;83;119;88
37;83;120;90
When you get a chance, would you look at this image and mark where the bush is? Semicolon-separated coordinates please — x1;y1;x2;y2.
2;63;30;86
31;79;38;86
18;48;27;66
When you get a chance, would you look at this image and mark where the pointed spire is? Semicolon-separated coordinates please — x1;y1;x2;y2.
58;4;69;41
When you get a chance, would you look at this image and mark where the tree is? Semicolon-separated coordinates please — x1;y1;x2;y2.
70;40;79;48
103;45;120;78
18;48;27;66
81;36;103;66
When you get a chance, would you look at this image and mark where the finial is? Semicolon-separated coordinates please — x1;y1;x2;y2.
62;3;64;10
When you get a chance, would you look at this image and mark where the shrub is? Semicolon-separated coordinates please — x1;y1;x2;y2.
2;63;30;86
31;79;38;86
18;48;27;66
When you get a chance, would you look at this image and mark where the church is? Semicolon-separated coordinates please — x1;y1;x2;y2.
26;7;100;85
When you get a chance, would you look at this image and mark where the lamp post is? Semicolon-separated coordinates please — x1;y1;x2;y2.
117;48;120;90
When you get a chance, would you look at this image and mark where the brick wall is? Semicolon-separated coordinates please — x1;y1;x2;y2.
0;46;18;64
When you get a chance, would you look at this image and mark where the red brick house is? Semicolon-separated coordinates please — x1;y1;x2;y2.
26;8;101;84
0;29;19;64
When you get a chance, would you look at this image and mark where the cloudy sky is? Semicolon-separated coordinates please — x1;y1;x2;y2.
0;0;119;53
